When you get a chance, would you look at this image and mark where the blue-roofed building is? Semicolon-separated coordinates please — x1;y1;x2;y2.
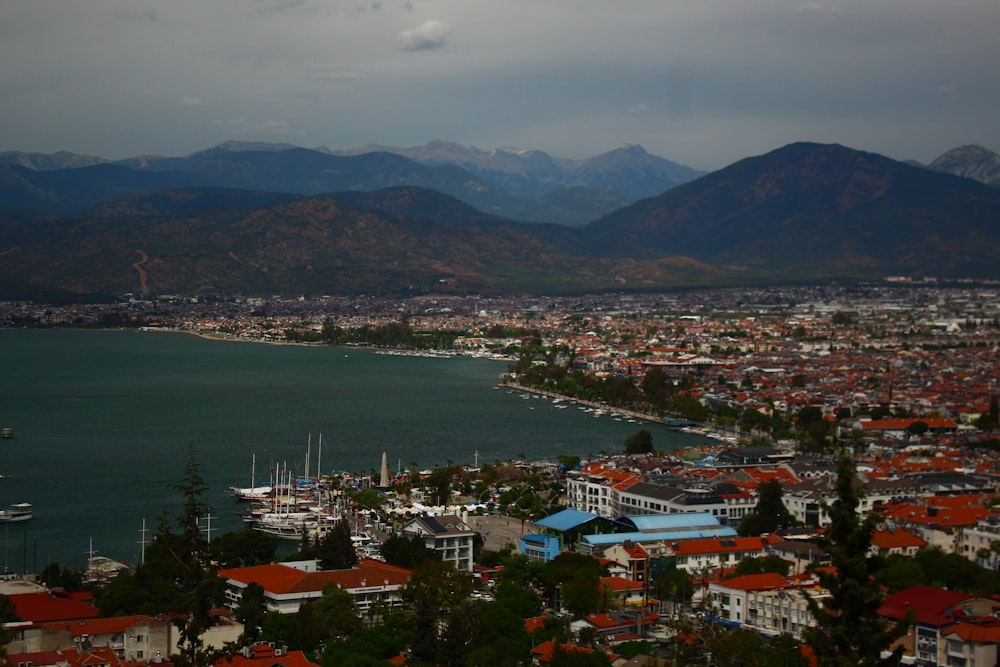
577;512;738;557
533;509;624;551
520;533;561;563
618;512;723;533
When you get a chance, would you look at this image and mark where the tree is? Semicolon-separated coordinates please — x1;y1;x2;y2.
235;582;267;643
380;534;435;569
738;479;794;536
211;529;277;569
623;429;654;455
312;583;363;638
731;555;791;577
402;560;474;664
1;593;22;663
906;420;929;439
803;455;910;666
316;518;358;571
561;567;601;618
167;445;227;667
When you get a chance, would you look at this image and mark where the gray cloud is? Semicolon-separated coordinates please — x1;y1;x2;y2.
114;8;158;22
395;20;452;52
1;1;998;169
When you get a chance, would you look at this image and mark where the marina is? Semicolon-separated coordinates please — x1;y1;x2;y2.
0;329;704;571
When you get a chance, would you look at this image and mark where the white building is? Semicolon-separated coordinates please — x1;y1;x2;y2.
401;514;477;572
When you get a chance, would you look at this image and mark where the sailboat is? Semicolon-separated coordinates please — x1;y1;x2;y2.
228;452;274;501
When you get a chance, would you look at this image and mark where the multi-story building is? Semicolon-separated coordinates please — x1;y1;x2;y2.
401;514;477;572
708;572;829;640
879;586;1000;667
218;558;412;617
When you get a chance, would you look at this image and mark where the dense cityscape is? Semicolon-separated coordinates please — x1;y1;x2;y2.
3;282;1000;667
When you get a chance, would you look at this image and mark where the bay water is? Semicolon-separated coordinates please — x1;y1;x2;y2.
0;329;701;572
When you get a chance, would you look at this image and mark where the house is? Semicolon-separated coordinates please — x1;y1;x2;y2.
7;614;175;660
708;572;828;640
215;642;319;667
603;541;650;582
879;586;1000;666
519;533;561;563
597;576;649;609
218;559;412;617
400;514;476;572
870;528;927;557
667;535;778;574
530;639;619;665
571;609;662;645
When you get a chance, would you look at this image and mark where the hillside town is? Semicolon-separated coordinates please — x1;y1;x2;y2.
3;282;1000;667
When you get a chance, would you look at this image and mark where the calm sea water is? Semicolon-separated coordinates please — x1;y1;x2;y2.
0;329;701;572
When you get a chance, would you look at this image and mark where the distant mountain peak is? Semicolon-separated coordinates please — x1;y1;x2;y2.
929;144;1000;188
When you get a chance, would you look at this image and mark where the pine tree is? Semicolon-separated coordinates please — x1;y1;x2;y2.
804;455;910;666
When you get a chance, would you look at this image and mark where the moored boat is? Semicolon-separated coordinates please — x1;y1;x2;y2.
0;502;32;522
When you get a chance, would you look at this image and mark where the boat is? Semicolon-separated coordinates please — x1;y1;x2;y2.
228;452;274;501
0;502;32;522
85;555;131;584
0;427;12;439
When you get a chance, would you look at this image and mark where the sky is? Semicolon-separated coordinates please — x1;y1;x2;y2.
1;0;998;171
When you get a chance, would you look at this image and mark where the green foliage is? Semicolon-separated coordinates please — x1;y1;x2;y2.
731;555;791;577
738;479;794;536
803;456;909;666
623;428;654;454
548;644;613;666
380;534;436;569
210;529;277;568
315;519;359;571
312;583;364;639
0;593;22;649
235;582;267;643
425;465;458;505
402;560;474;664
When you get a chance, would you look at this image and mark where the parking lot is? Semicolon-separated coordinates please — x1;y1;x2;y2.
465;513;536;553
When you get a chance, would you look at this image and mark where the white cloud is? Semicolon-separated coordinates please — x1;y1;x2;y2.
627;103;649;117
395;20;452;52
180;96;202;107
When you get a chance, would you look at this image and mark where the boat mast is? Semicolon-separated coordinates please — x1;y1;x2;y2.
305;434;311;480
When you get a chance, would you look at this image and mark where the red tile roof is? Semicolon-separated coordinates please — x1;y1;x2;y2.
218;559;412;595
9;592;100;624
715;572;789;591
871;528;927;550
215;643;318;667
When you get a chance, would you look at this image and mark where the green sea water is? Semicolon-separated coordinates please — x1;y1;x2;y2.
0;329;702;571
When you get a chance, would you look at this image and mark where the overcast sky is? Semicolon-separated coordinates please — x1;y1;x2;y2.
2;0;998;171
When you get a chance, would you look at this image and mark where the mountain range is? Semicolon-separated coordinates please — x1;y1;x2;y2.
0;140;998;301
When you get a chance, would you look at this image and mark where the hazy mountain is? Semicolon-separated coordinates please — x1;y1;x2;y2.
114;140;308;172
0;145;627;225
587;142;1000;279
0;150;109;171
0;186;711;298
928;144;1000;188
4;141;1000;300
0;163;204;214
332;139;704;199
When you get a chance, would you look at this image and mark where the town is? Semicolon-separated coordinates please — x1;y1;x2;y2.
2;281;1000;667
